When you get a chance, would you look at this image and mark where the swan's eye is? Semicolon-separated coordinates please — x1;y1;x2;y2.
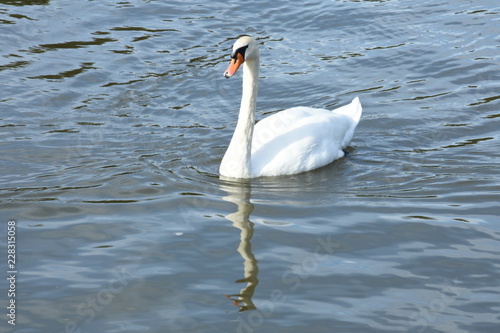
231;45;249;60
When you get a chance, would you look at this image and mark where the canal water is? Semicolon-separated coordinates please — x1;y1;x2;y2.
1;0;499;332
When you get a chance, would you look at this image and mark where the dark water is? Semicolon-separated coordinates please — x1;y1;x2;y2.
1;0;500;332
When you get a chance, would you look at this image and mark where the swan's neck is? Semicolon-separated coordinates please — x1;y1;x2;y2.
220;58;259;178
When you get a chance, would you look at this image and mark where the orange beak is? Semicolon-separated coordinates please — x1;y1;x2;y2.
223;52;244;78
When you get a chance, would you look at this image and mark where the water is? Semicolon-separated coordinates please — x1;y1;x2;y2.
1;0;499;332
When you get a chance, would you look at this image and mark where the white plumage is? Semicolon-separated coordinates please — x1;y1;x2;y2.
220;36;362;179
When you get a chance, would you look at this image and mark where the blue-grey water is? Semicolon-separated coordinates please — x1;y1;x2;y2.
1;0;500;332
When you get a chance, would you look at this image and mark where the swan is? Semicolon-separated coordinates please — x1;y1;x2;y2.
220;36;362;179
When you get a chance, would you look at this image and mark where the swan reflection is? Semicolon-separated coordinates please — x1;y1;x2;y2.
221;181;259;312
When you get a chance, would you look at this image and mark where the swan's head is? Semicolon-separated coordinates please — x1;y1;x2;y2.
223;36;259;78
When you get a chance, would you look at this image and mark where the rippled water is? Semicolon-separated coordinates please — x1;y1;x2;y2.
1;0;500;332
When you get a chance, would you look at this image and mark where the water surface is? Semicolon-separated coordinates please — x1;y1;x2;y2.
1;0;500;332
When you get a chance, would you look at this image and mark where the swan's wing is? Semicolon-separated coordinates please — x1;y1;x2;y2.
252;107;331;152
249;98;362;177
251;108;355;177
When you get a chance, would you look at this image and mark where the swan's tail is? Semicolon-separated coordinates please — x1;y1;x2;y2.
332;97;362;124
332;97;362;149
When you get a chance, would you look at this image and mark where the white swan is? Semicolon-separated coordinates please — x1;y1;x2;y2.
220;36;362;179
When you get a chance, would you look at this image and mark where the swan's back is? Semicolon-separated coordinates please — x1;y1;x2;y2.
250;97;362;177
